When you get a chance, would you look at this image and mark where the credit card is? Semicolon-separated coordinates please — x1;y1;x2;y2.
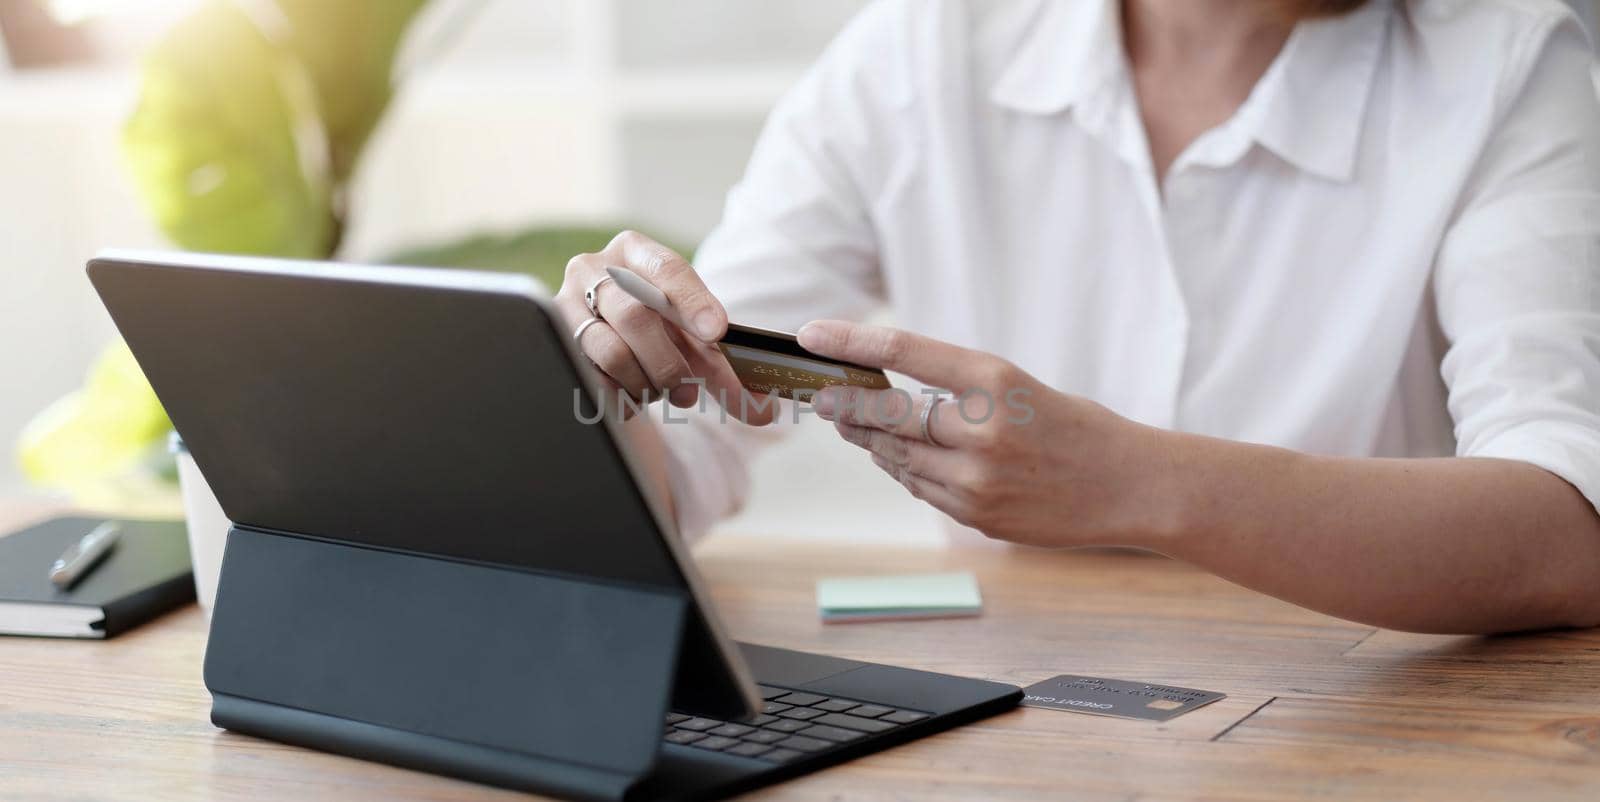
1020;675;1225;722
717;323;891;402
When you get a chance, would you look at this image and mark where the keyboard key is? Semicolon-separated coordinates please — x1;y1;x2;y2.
664;730;705;745
776;707;825;721
709;723;754;737
742;729;787;744
759;748;804;763
814;699;859;713
813;713;895;734
694;735;739;751
774;735;833;753
665;713;690;724
847;704;894;719
749;714;779;726
774;692;828;706
675;717;723;732
763;718;811;733
725;742;774;758
882;710;929;725
796;724;865;743
762;701;793;715
758;685;790;700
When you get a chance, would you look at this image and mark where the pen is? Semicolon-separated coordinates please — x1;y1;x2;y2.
48;522;121;590
605;265;700;336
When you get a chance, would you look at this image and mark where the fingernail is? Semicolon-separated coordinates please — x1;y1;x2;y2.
797;323;823;350
694;310;722;341
812;388;837;418
669;383;698;408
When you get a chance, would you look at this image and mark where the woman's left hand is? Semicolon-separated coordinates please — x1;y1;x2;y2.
798;320;1182;548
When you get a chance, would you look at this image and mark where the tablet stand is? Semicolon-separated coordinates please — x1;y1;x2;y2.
204;526;689;801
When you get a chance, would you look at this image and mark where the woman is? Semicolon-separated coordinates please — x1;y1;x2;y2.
555;0;1600;634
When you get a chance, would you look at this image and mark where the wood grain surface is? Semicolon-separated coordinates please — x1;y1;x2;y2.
1;502;1596;801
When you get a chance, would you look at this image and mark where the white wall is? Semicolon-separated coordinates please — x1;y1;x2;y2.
0;71;165;495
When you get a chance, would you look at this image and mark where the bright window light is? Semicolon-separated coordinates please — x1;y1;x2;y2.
46;0;202;26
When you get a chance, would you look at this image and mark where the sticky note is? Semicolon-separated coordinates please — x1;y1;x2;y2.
815;571;982;623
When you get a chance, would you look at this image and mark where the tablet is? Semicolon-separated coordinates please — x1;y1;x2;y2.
87;249;760;720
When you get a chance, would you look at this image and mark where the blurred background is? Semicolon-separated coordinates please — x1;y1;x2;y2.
0;0;949;544
2;0;1596;544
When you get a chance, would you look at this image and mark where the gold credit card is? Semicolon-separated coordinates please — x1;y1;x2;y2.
716;323;891;402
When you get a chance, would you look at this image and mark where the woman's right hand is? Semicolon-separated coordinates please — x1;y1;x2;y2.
555;230;775;424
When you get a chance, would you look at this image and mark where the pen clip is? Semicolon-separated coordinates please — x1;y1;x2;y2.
49;522;121;590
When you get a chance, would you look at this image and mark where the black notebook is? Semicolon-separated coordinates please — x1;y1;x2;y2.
0;516;194;638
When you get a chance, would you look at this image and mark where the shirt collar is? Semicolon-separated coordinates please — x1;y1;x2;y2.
1240;0;1391;181
988;0;1124;115
989;0;1392;183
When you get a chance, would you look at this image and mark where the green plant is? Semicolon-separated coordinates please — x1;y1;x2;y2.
16;1;652;509
122;0;426;257
20;0;426;510
387;226;673;291
17;342;179;516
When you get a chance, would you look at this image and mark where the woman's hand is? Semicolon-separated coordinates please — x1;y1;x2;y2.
799;320;1181;547
556;231;775;424
799;321;1600;632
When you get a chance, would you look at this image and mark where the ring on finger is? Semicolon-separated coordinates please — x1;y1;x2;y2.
584;275;615;318
572;315;606;344
920;395;946;447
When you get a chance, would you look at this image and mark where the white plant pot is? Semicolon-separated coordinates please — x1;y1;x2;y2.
170;435;229;617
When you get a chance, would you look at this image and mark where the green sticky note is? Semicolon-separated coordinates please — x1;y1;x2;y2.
816;572;982;623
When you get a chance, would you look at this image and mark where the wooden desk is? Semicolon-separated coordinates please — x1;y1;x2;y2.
2;503;1597;801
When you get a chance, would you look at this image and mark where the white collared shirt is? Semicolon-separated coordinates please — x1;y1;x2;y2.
660;0;1600;540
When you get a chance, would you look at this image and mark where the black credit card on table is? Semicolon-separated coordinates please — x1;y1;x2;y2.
717;324;892;401
1020;675;1225;722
